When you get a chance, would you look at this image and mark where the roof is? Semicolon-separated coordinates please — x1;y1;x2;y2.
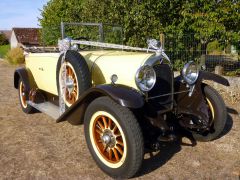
12;28;41;45
0;30;12;41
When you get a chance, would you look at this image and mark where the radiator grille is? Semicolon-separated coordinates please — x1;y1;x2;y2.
148;63;173;109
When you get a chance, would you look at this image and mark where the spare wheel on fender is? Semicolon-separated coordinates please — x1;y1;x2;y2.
57;50;91;107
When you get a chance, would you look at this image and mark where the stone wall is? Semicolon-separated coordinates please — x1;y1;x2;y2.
207;76;240;103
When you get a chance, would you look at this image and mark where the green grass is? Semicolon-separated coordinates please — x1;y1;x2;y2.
0;44;10;58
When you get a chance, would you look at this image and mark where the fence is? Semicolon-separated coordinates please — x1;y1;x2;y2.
162;33;240;74
39;26;240;75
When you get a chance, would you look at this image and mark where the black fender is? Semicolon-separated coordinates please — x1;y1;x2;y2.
174;79;209;121
197;71;230;86
56;84;144;125
174;71;229;124
14;67;30;91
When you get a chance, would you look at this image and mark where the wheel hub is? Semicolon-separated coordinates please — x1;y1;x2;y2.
102;134;111;144
66;76;74;93
102;129;116;148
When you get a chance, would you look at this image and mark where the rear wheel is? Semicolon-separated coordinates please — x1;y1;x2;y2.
18;79;35;114
84;97;144;178
192;85;227;141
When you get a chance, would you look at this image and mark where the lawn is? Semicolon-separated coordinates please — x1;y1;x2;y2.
0;44;10;58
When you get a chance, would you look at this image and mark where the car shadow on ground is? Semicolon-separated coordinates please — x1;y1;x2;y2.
220;107;236;137
137;130;197;177
137;108;235;177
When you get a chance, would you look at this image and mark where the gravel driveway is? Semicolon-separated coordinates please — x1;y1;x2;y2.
0;61;239;179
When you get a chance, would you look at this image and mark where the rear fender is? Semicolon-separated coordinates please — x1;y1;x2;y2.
57;84;144;125
14;67;30;91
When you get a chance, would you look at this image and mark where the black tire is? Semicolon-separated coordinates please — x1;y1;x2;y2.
56;50;91;107
18;79;35;114
192;85;227;142
84;96;144;178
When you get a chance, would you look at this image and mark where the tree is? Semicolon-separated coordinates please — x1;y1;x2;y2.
0;34;8;45
179;0;240;53
39;0;85;45
39;0;239;51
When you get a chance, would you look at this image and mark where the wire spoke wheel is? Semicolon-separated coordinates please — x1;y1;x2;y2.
92;114;125;164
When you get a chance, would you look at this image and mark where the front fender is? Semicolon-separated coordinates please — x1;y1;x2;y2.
197;71;229;86
57;84;144;125
174;70;229;122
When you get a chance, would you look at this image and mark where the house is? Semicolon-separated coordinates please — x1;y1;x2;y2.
10;28;41;49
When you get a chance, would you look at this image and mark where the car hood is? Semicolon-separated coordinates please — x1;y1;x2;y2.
80;50;155;90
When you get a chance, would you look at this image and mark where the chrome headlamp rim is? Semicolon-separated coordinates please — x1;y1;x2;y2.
135;65;156;92
182;61;199;85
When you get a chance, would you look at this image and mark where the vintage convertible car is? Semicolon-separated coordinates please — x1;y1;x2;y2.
14;23;229;178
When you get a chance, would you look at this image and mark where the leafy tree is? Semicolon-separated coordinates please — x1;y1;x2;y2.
0;34;8;45
39;0;239;53
179;0;240;53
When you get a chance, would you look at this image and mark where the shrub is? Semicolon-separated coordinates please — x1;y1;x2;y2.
0;45;10;58
207;40;224;55
173;59;185;71
5;47;25;64
224;69;240;77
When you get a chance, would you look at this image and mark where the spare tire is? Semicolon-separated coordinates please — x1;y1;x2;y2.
57;50;91;107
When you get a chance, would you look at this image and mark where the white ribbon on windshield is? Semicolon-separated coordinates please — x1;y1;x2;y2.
58;38;71;115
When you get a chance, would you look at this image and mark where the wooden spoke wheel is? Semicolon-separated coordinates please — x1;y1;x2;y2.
57;51;91;108
84;97;144;178
59;62;79;107
91;112;127;167
206;97;215;126
192;85;227;142
18;79;35;114
19;81;27;108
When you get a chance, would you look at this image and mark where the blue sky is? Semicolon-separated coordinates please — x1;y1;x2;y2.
0;0;49;30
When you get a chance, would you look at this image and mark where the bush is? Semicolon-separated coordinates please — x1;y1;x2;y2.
207;40;224;55
0;45;10;58
5;47;25;64
173;59;185;71
224;69;240;77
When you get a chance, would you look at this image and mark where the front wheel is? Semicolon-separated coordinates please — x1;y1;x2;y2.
192;85;227;141
84;96;144;178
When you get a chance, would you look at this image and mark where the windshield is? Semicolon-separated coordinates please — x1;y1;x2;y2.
61;22;123;45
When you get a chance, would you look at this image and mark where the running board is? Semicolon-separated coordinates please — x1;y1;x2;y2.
27;101;60;120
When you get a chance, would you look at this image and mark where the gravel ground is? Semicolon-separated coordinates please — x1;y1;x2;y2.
0;61;239;180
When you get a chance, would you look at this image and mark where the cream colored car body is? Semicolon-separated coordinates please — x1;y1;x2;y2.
25;50;154;95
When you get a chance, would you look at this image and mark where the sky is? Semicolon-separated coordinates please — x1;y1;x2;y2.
0;0;49;30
